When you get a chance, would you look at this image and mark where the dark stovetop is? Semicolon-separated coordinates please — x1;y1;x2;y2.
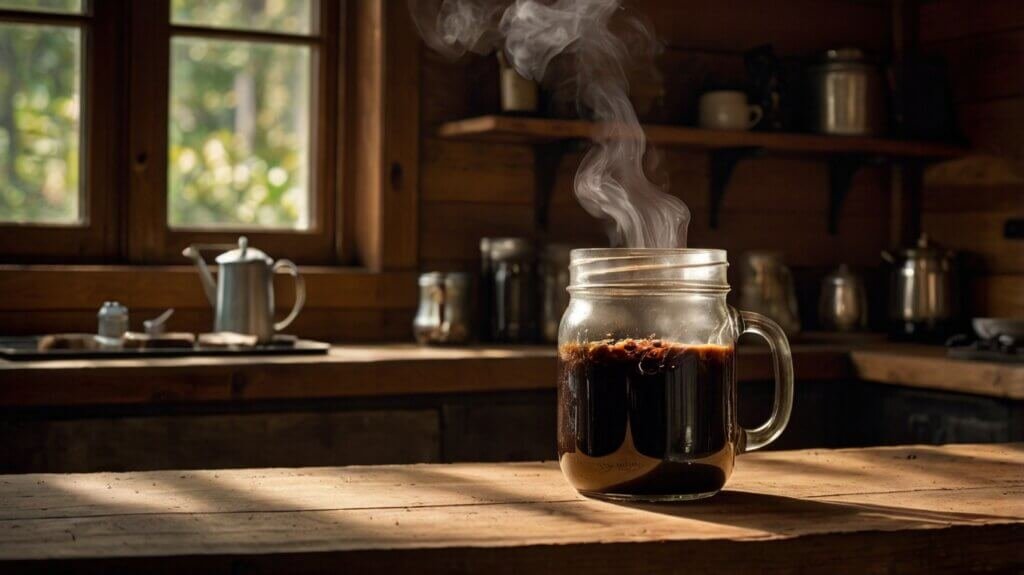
947;334;1023;363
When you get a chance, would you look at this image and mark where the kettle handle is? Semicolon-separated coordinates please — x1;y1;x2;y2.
273;259;306;332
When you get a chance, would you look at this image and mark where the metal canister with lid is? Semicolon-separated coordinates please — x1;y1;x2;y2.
483;237;538;343
807;48;886;136
413;272;474;345
818;264;868;332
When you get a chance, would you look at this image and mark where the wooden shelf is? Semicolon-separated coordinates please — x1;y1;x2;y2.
437;115;967;159
437;116;968;234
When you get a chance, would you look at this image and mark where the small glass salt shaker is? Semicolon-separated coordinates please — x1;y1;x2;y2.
97;301;129;349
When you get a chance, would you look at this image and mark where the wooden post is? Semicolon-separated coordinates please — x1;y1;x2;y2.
350;0;420;271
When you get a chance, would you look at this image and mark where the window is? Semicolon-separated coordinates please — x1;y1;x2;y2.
0;0;344;263
0;11;82;224
167;0;315;231
0;0;118;260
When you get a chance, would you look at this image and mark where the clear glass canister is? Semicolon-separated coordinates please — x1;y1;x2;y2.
557;249;794;501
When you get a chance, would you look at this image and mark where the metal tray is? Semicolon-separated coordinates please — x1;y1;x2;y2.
0;336;329;361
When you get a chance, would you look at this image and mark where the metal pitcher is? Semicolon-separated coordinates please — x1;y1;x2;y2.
881;233;958;340
738;251;801;337
818;264;868;332
182;237;305;342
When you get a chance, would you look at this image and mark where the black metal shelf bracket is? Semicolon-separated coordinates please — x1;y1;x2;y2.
709;147;761;229
533;140;575;231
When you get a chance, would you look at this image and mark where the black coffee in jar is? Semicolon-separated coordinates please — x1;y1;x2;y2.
558;338;738;498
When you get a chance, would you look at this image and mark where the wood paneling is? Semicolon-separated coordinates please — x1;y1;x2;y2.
442;399;556;462
919;0;1024;44
420;203;535;264
0;409;440;473
635;0;890;54
0;308;415;342
421;140;534;204
956;97;1024;159
971;274;1024;318
918;2;1024;317
0;267;417;311
922;211;1024;273
0;266;418;340
417;0;897;300
926;29;1024;103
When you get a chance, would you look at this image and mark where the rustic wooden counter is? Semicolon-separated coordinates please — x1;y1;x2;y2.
0;443;1021;573
1;340;1021;408
0;342;850;408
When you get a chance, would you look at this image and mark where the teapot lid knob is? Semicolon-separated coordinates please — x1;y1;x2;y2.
215;235;271;265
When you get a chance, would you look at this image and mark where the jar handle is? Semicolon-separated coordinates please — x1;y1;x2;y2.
736;309;794;452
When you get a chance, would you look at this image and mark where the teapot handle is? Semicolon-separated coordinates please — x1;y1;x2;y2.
273;259;306;332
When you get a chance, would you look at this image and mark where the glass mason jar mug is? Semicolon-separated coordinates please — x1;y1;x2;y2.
558;249;794;501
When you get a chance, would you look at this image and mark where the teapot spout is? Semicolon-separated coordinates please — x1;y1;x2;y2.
182;245;218;307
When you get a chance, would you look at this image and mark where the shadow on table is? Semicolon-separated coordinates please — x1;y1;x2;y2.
604;489;1014;536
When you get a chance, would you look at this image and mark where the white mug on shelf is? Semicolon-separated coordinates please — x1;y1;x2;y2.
698;90;762;131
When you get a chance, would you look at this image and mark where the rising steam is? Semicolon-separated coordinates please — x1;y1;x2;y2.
411;0;691;248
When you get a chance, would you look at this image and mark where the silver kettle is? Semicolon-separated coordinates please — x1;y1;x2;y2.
183;237;305;342
881;233;958;340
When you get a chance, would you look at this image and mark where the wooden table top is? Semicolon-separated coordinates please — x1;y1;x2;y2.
1;444;1022;573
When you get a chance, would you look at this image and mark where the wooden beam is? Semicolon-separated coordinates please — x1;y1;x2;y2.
350;0;420;271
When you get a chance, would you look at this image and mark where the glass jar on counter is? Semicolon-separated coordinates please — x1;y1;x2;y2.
541;244;573;343
482;238;538;343
557;249;794;501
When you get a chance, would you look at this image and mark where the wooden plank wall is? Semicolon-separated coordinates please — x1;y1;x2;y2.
418;0;893;326
918;0;1024;318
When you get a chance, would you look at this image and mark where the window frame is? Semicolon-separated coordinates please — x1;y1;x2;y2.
127;0;345;264
0;0;122;262
0;0;420;340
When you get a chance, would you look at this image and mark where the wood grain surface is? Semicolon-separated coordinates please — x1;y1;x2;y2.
850;345;1024;400
0;342;851;408
437;116;967;158
0;444;1021;573
2;341;1022;408
918;0;1024;319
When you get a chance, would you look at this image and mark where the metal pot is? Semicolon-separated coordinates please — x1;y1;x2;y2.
818;264;868;332
881;233;958;340
807;48;886;136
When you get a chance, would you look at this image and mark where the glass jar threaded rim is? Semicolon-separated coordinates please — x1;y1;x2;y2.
568;248;730;295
